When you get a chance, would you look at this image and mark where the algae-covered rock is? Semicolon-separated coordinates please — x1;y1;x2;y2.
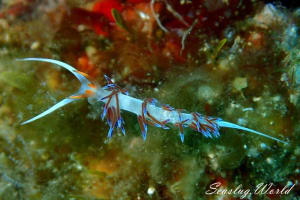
0;71;31;91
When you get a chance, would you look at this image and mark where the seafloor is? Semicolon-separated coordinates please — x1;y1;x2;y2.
0;0;299;200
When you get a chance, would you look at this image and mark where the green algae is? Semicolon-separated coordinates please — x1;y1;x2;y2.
0;71;31;91
209;38;227;64
112;9;130;33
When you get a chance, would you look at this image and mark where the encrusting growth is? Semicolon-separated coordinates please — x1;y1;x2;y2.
17;58;288;145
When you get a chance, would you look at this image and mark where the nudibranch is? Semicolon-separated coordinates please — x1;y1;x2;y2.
17;58;288;145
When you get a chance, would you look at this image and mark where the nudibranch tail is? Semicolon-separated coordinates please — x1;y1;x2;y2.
217;120;288;145
18;58;288;145
17;58;97;125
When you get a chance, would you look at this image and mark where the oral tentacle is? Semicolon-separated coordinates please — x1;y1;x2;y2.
21;98;77;125
18;58;97;125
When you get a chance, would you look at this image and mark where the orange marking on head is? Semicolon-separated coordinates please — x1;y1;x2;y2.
76;70;89;78
69;89;95;99
85;89;95;97
88;83;97;89
70;95;85;99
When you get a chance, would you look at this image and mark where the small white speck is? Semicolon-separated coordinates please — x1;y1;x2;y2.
253;97;261;102
208;153;215;159
266;157;273;164
242;107;253;112
272;95;281;101
77;24;86;32
30;41;40;50
260;143;267;149
286;180;294;187
237;118;247;126
138;11;150;20
147;186;155;195
76;164;83;170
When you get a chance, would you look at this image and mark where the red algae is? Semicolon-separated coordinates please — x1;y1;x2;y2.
77;54;101;79
93;0;124;23
69;7;111;36
122;1;163;37
0;0;34;19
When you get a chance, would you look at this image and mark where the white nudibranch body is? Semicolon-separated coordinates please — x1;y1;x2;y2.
18;58;288;145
